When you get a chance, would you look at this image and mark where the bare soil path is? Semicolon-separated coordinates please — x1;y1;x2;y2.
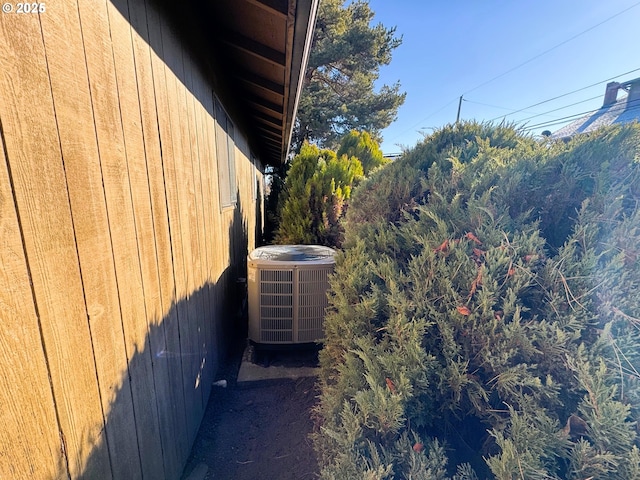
182;344;320;480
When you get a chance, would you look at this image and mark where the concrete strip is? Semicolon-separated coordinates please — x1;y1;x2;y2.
237;362;319;385
236;344;319;385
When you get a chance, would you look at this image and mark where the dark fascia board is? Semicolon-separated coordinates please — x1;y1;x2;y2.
280;0;318;164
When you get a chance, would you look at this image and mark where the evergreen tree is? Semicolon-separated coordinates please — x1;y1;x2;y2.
314;122;640;479
275;142;363;246
293;0;406;149
338;130;388;175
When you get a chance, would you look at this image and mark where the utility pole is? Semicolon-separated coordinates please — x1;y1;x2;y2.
456;95;463;124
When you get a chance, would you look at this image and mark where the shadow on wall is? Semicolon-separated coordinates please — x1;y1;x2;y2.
256;181;264;247
50;201;249;480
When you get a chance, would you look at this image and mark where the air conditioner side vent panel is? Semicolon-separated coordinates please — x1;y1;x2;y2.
248;245;335;345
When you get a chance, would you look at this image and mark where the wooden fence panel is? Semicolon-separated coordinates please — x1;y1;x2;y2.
0;128;64;480
128;0;183;477
0;11;110;479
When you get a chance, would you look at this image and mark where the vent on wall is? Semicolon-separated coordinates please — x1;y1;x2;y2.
247;245;336;344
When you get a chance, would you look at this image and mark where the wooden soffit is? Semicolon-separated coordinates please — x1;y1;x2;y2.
150;0;318;166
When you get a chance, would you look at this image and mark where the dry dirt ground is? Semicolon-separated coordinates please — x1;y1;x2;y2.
181;344;321;480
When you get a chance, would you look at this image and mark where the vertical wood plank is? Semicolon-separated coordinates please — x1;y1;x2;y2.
148;7;191;465
39;3;143;478
183;57;209;412
204;88;226;372
191;70;215;403
106;2;167;478
76;0;161;477
0;10;110;479
175;48;205;441
160;18;201;446
128;0;182;477
214;102;233;345
203;78;223;392
0;127;64;480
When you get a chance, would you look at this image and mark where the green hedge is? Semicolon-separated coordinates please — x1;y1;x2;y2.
314;122;640;479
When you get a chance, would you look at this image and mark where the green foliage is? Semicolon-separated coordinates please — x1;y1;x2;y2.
343;121;531;239
338;130;388;174
315;122;640;478
275;142;363;246
294;0;405;149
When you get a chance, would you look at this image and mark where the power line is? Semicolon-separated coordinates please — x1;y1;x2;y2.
529;98;640;130
466;94;602;123
521;97;640;132
384;1;640;147
467;67;640;125
387;56;640;147
487;66;640;122
516;94;602;123
384;97;458;145
523;105;640;131
464;98;542;116
392;67;640;145
463;0;640;97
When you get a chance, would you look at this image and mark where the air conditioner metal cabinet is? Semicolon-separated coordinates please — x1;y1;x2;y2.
247;245;336;344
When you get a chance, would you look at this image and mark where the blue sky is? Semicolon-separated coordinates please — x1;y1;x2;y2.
366;0;640;154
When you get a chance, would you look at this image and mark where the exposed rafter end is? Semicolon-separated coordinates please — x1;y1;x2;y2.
245;0;288;18
223;30;286;68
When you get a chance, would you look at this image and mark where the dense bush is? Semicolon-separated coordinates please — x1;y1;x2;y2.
337;130;389;175
314;122;640;479
275;142;363;246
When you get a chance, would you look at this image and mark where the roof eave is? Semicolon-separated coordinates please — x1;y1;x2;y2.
280;0;318;165
145;0;318;167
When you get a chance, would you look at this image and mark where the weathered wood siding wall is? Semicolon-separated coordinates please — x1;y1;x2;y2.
0;1;262;478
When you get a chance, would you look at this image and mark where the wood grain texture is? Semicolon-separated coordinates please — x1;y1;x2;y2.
204;88;226;372
106;1;167;478
191;69;216;404
0;120;64;480
40;3;143;478
175;51;205;441
183;55;210;413
0;10;110;479
160;18;201;447
76;0;157;477
149;8;191;466
128;0;182;477
0;0;264;476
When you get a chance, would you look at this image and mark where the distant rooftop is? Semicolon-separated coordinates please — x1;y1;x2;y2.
552;77;640;139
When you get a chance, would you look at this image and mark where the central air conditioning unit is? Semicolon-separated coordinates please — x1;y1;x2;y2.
247;245;336;344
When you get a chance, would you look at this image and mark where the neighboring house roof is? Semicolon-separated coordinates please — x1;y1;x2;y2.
552;77;640;139
155;0;318;166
